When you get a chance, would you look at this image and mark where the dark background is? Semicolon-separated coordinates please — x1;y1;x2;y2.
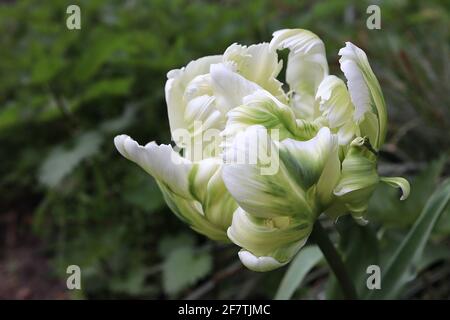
0;0;449;299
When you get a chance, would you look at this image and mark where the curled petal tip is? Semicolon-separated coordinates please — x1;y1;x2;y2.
237;250;286;272
380;176;411;201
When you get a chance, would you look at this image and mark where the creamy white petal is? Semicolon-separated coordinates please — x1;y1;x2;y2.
224;42;286;101
316;75;360;145
210;63;261;114
238;250;287;272
158;182;230;241
114;134;192;197
165;55;222;146
316;75;353;128
270;29;328;121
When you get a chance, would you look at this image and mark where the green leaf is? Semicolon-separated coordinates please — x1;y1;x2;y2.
122;166;165;213
368;157;446;228
109;267;158;296
274;246;322;300
78;77;133;103
74;31;131;82
38;131;103;188
367;179;450;299
162;246;212;296
158;233;196;257
326;217;379;299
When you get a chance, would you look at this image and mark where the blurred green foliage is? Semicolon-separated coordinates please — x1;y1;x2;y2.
0;0;449;299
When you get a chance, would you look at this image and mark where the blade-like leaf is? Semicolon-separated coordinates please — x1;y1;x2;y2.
326;216;379;299
367;179;450;299
274;245;322;300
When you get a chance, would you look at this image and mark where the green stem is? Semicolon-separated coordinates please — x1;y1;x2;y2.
310;220;358;300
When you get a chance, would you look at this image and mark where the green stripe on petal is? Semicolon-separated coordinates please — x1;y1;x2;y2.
228;208;311;271
189;159;238;229
222;126;337;219
279;127;338;191
114;135;236;241
223;126;309;219
223;90;319;144
158;182;230;242
228;208;311;259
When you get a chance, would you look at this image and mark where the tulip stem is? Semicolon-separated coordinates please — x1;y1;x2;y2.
311;221;358;300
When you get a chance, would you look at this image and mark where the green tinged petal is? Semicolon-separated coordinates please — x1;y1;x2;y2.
222;126;337;219
222;90;319;144
380;176;411;201
190;160;238;230
227;208;311;271
114;135;235;241
158;182;229;241
333;137;380;217
338;42;387;150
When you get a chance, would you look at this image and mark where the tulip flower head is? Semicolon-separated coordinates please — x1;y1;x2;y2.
114;29;410;272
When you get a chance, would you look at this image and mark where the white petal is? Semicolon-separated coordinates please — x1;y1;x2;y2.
227;208;311;264
222;126;337;219
238;250;287;272
224;42;286;101
316;75;353;128
338;44;370;122
114;135;236;241
338;42;387;149
210;63;261;114
114;134;192;198
270;29;328;120
165;55;222;145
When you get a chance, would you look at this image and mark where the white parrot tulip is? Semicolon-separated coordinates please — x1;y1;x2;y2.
115;28;410;272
